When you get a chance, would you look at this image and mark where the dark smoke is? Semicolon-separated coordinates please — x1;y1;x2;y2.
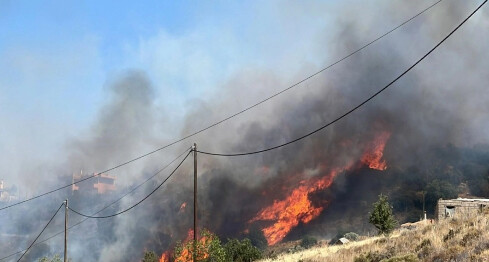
2;1;489;261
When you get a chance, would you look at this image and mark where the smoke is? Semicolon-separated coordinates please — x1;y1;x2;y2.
2;1;489;261
66;71;157;182
174;0;489;245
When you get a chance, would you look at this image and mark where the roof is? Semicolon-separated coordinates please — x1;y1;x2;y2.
336;238;350;244
440;198;489;202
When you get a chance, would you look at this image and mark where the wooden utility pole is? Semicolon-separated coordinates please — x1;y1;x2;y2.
422;191;427;220
193;143;198;262
64;199;68;262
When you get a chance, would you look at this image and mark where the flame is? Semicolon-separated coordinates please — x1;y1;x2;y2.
159;131;391;251
160;229;212;262
361;131;391;170
250;166;351;246
159;252;170;262
251;131;390;245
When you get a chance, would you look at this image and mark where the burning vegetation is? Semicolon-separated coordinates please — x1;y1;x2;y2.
250;168;350;246
156;229;262;262
3;2;488;262
361;131;391;171
160;229;213;262
250;131;391;245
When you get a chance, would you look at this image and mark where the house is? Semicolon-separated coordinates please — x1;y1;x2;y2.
72;172;116;194
435;198;489;220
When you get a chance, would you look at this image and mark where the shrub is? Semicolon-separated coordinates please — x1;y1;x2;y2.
224;238;262;262
300;236;318;249
173;229;227;262
142;251;159;262
344;232;360;241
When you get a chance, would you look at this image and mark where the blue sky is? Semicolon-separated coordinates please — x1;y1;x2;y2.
0;0;338;182
0;0;332;120
8;0;479;185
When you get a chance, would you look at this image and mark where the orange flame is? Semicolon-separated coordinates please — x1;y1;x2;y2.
251;131;390;245
361;131;391;170
160;229;212;262
159;252;170;262
250;166;352;246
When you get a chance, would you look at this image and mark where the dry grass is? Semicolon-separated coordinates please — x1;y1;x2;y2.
259;214;489;262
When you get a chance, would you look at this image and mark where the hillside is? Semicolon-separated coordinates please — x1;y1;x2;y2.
259;214;489;262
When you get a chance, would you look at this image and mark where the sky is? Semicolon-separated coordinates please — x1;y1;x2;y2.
1;0;487;186
0;0;341;183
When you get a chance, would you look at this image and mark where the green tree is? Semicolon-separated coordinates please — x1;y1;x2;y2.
369;194;397;235
142;250;159;262
224;238;262;262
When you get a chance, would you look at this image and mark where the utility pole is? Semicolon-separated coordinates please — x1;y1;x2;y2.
422;191;425;220
64;199;68;262
422;191;427;220
193;143;198;262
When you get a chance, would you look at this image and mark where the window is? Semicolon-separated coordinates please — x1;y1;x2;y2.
445;206;455;218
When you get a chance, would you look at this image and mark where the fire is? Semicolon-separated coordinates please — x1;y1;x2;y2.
159;252;170;262
160;229;212;262
250;166;351;246
361;131;391;170
251;131;391;245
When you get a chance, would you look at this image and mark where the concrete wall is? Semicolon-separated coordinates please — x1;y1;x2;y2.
436;199;489;220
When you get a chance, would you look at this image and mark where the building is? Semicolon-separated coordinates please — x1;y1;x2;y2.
435;198;489;220
72;172;116;194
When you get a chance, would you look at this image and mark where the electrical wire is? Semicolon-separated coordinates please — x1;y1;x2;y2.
68;149;192;218
0;174;96;212
196;0;487;157
0;0;443;213
0;147;191;261
68;147;191;217
16;203;64;262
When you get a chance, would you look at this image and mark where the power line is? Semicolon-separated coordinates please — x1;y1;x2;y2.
68;147;191;217
68;149;192;218
0;0;443;213
0;174;95;212
0;148;191;261
196;0;487;157
16;203;64;262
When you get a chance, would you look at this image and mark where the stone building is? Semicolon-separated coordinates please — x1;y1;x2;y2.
435;198;489;220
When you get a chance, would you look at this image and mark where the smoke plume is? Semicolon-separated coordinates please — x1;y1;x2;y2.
2;1;489;261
